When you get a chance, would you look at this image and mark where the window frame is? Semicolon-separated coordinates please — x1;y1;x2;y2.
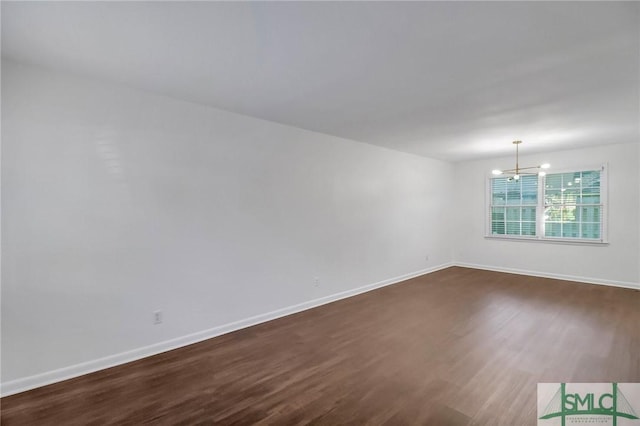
485;164;608;245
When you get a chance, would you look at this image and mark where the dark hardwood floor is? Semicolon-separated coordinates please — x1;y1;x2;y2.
2;267;639;425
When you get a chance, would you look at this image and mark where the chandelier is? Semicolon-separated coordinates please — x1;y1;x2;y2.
492;140;550;181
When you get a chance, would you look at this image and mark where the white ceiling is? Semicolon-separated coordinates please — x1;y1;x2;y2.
2;1;638;161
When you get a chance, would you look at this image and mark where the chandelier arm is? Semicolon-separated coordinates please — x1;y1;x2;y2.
501;171;539;176
517;165;544;171
500;166;542;173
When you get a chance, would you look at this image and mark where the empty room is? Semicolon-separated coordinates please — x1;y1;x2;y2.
1;1;639;425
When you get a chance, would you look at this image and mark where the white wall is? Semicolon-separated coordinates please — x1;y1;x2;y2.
453;143;640;287
1;61;454;392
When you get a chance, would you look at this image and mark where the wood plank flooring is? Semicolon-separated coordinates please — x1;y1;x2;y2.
2;267;639;425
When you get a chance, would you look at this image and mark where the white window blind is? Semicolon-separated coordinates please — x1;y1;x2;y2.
490;175;537;237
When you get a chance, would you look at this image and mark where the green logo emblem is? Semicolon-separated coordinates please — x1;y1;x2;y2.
539;383;639;426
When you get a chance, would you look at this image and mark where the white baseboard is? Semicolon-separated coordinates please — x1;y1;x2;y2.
454;262;640;290
0;262;454;397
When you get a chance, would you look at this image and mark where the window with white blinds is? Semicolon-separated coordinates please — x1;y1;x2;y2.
490;175;538;237
487;165;607;243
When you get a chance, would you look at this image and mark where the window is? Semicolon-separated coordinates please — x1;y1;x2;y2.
490;175;538;237
487;165;607;243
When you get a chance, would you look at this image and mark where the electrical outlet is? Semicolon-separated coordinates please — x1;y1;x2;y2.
153;310;163;325
314;277;320;287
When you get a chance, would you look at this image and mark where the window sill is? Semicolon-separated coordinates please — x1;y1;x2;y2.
484;235;609;246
